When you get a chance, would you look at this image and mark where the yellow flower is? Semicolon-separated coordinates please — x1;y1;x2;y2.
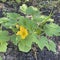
16;26;28;39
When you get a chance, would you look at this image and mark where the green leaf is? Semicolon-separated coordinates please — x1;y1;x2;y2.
18;16;37;32
30;33;38;44
3;13;20;28
4;19;17;28
7;13;20;20
44;23;60;36
26;6;39;15
33;15;54;23
20;4;27;14
37;36;48;50
18;36;32;52
33;15;45;22
37;36;56;52
20;4;40;15
18;16;26;25
1;0;6;2
0;41;8;52
16;0;21;3
48;40;56;52
0;17;9;23
18;33;38;52
0;56;2;60
18;40;31;52
24;20;37;32
0;31;9;41
11;35;18;45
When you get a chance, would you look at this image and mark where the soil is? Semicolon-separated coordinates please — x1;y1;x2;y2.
0;1;60;60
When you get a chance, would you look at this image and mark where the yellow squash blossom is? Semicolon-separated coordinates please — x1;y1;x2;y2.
16;26;28;39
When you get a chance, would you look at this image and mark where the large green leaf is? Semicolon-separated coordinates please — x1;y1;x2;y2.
20;4;40;15
0;31;9;41
18;40;31;52
18;36;32;52
44;23;60;36
37;36;56;52
2;13;20;28
0;40;8;52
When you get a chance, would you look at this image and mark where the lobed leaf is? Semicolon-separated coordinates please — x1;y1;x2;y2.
46;40;56;52
44;23;60;36
0;17;9;24
7;13;20;20
0;40;8;52
26;6;40;15
0;31;9;41
37;36;48;50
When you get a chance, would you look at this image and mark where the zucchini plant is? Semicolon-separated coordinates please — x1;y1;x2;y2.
0;4;60;52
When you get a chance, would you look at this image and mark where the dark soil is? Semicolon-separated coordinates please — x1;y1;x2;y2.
0;1;60;60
